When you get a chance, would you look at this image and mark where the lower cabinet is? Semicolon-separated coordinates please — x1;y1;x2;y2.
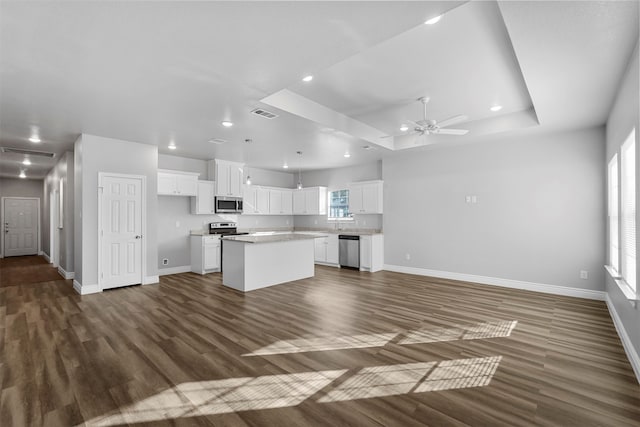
191;235;221;274
313;234;339;265
359;234;384;272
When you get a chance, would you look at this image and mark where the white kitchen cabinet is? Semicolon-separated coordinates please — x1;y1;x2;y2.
158;169;199;196
191;180;216;214
269;189;293;215
359;234;384;272
313;234;339;265
348;180;383;214
243;185;271;214
191;235;221;274
292;187;327;215
214;159;244;197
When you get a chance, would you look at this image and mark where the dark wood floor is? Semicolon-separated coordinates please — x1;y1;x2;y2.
1;256;639;426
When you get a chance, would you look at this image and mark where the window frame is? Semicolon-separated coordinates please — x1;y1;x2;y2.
327;188;353;221
608;154;619;274
620;130;636;295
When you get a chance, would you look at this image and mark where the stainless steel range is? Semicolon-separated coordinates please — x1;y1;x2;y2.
209;221;248;236
209;222;248;272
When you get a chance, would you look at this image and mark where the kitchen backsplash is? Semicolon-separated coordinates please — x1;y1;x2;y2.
293;214;382;231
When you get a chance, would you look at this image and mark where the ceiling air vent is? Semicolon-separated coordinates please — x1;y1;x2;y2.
250;108;279;119
1;147;55;157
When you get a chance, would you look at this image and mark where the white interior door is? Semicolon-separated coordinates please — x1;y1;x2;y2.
101;175;143;289
4;198;38;257
50;190;58;266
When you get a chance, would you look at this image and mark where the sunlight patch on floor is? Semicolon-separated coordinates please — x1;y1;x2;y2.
86;370;347;426
398;320;518;345
318;356;502;403
85;356;502;426
242;332;397;356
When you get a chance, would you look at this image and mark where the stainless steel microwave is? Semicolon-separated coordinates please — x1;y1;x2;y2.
215;196;243;213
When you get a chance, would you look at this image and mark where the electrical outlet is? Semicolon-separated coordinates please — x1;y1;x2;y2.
162;258;169;266
314;219;318;225
465;196;471;203
286;219;290;225
580;270;588;279
175;220;180;228
471;195;478;204
405;253;411;260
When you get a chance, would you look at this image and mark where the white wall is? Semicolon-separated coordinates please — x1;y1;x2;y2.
605;39;640;362
75;134;158;290
42;152;74;273
383;126;605;292
0;177;44;257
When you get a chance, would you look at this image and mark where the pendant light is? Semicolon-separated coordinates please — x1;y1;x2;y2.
245;139;252;185
296;151;303;189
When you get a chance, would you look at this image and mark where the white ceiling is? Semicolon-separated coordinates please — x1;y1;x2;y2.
0;1;637;179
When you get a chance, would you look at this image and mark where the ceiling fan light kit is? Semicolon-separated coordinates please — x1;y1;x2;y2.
387;97;469;140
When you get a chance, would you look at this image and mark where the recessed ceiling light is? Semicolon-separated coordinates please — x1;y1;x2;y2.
490;105;503;112
425;15;442;25
344;152;351;158
283;164;289;169
221;121;233;127
302;75;313;82
22;159;31;165
19;171;26;178
400;125;409;132
29;136;41;143
168;144;177;150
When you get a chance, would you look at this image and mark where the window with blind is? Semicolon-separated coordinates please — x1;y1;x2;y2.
608;155;619;273
621;130;636;292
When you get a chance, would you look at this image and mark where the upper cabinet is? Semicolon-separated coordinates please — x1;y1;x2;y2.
243;185;270;215
348;180;383;214
269;189;293;215
213;159;244;197
293;187;327;215
157;169;199;196
191;180;216;214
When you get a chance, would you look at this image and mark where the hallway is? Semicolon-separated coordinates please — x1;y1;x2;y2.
0;255;65;288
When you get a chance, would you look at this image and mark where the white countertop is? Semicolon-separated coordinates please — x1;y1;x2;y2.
222;233;325;244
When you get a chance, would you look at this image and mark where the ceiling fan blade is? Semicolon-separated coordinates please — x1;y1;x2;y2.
437;115;468;128
435;128;469;135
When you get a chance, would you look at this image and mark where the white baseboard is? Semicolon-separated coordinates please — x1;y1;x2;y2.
315;262;339;268
143;275;160;285
57;266;75;280
383;264;606;301
43;252;51;263
605;294;640;384
73;280;100;295
159;265;192;276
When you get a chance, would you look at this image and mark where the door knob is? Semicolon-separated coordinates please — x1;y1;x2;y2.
135;235;142;239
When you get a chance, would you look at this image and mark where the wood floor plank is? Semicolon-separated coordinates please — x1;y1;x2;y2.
1;256;639;426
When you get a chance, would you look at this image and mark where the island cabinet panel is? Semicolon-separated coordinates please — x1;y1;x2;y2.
359;234;384;272
222;236;315;292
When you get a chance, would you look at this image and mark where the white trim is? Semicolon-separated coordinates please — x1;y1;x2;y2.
98;172;147;291
143;275;159;285
1;196;41;257
43;252;51;263
73;280;100;295
383;264;606;301
315;261;340;268
605;294;640;384
57;266;75;280
159;265;192;276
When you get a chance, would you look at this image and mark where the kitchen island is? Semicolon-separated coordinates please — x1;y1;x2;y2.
221;233;322;292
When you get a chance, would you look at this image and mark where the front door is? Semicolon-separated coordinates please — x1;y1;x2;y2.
101;175;143;289
3;198;38;257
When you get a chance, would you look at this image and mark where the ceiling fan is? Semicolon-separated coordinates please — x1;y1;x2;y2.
385;97;469;139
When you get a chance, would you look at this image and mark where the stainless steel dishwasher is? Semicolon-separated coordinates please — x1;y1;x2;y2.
339;235;360;269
